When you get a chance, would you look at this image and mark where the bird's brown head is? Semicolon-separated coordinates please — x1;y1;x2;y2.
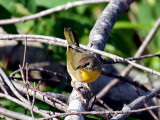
76;56;102;71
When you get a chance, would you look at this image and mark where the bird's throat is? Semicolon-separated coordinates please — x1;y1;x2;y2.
79;69;101;83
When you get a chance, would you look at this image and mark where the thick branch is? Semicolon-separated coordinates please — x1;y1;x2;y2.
89;0;134;50
64;82;88;120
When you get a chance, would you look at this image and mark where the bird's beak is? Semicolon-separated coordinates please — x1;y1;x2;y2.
76;65;82;69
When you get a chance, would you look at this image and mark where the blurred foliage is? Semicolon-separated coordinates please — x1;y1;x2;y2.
0;0;160;119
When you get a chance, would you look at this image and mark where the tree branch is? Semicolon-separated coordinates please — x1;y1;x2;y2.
0;0;109;25
89;0;134;51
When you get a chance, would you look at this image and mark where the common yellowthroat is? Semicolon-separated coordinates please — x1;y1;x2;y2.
64;28;102;91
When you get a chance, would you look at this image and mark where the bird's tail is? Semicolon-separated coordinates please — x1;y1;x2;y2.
64;28;79;47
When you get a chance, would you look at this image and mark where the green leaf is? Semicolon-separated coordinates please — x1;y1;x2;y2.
114;21;152;29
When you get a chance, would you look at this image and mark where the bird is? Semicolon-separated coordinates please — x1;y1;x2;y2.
64;28;102;100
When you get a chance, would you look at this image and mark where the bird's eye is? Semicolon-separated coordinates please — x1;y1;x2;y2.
84;62;91;67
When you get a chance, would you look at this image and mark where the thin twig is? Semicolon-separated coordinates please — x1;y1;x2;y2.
22;38;27;68
10;68;70;83
39;105;160;120
19;65;26;84
31;82;36;118
0;107;34;120
0;66;29;104
19;65;31;115
103;52;160;64
11;77;64;84
127;52;160;61
96;98;112;111
26;64;35;118
0;0;109;25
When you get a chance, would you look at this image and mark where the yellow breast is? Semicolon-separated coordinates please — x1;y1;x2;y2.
79;69;101;83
